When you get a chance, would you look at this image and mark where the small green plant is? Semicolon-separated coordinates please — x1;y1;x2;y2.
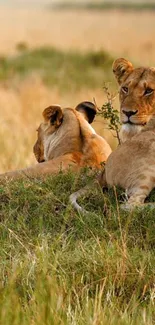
97;84;121;144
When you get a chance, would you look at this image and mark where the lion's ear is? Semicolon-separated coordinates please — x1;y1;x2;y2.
43;105;63;127
75;101;97;123
113;58;133;85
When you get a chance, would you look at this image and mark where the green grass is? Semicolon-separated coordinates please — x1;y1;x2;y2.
0;47;113;92
0;168;154;324
52;1;155;11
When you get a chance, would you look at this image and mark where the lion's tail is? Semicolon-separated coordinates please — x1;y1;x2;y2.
69;185;90;214
69;170;107;214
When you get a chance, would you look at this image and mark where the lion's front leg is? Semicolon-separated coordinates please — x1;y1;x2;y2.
120;181;155;211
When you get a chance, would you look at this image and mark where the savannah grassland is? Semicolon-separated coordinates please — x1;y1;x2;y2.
0;5;155;325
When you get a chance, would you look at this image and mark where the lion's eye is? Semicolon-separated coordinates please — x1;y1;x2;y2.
144;88;153;96
122;86;128;94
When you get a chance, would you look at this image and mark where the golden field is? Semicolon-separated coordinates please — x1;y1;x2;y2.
0;6;155;172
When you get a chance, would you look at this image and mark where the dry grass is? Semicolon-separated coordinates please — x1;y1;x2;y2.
0;6;155;172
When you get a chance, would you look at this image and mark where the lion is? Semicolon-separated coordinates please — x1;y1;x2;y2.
70;58;155;211
0;101;112;181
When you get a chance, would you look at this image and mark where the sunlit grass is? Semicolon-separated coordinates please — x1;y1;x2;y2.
0;169;154;324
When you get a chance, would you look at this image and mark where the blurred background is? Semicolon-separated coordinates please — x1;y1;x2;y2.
0;0;155;172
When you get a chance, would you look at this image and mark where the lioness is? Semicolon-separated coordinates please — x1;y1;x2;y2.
100;58;155;210
0;101;112;181
70;59;155;211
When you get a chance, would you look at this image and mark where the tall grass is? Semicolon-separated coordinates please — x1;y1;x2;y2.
0;169;154;324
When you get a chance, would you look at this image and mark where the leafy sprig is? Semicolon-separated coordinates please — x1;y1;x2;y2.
95;85;121;144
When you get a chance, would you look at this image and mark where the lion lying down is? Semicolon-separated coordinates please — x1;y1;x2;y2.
0;101;112;181
70;58;155;211
100;58;155;210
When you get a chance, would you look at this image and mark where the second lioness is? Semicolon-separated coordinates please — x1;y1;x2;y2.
0;101;111;181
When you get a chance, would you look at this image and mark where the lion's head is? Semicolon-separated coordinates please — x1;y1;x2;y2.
113;58;155;142
33;101;97;163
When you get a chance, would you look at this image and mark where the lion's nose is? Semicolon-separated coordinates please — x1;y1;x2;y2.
122;110;138;118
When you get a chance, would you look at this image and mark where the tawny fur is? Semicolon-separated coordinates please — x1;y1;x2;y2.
102;58;155;210
70;58;155;212
0;102;112;181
